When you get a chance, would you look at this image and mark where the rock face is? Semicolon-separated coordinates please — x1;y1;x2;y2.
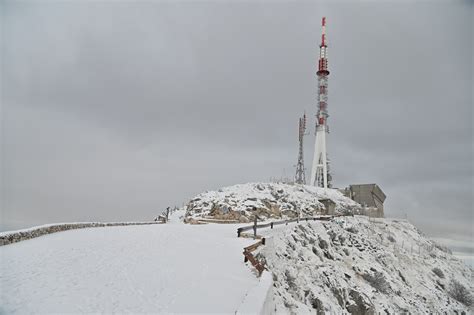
184;182;361;222
259;216;473;314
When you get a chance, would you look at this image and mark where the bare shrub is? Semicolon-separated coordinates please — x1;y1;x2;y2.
339;207;354;216
387;235;396;243
449;280;473;306
345;226;358;234
433;242;452;254
432;267;445;278
398;270;407;284
285;270;297;291
362;271;390;294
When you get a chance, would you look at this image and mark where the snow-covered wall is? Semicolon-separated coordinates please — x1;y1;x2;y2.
0;222;163;246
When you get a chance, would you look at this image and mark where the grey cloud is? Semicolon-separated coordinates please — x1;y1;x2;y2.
1;1;472;246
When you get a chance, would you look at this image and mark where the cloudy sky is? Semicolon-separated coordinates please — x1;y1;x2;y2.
1;0;472;250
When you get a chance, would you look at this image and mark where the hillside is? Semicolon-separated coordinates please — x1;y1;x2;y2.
184;182;360;222
1;183;472;314
257;216;473;314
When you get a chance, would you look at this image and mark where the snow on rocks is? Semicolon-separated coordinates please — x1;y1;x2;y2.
184;182;361;222
258;216;473;314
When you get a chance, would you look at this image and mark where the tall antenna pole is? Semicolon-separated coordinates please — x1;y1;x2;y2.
295;113;307;184
310;17;332;188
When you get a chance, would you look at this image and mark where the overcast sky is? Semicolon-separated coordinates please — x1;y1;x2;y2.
1;0;472;249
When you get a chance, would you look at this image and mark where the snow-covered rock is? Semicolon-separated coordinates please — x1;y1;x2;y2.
258;216;473;314
184;182;361;221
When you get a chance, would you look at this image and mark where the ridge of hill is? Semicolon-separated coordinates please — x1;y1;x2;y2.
184;182;360;222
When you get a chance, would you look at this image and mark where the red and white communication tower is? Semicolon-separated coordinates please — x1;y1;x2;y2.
310;17;332;188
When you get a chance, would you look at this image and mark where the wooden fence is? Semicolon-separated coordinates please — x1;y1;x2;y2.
238;214;352;277
237;215;334;238
243;238;266;276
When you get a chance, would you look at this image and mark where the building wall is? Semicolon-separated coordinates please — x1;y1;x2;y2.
350;185;376;207
346;184;386;218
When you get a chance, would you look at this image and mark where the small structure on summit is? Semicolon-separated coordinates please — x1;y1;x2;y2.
319;199;336;215
341;184;386;217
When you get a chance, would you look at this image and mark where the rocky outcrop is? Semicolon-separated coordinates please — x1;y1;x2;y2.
259;216;472;314
184;182;361;222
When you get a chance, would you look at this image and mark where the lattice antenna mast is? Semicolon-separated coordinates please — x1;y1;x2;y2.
310;17;332;188
295;113;307;184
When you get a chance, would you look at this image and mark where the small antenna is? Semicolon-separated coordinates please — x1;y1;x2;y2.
295;113;307;185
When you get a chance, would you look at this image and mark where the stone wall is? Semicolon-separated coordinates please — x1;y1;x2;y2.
0;221;163;246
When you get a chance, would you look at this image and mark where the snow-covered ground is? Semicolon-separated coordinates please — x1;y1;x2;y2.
0;211;260;314
1;201;472;314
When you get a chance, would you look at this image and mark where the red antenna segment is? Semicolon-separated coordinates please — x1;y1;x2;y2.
316;17;330;126
317;17;329;77
321;17;326;46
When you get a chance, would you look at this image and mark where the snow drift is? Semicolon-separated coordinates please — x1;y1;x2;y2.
184;182;361;222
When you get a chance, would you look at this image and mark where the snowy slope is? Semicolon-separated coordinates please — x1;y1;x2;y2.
185;182;360;221
0;211;260;314
257;216;473;314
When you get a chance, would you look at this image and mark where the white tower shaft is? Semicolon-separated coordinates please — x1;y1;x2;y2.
311;125;328;187
310;17;331;188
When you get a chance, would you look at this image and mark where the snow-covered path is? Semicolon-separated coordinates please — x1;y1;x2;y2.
0;217;258;314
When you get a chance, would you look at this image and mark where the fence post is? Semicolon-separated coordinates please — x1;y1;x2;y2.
253;217;257;239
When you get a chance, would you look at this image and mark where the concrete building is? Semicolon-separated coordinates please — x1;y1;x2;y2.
319;199;336;215
341;184;386;217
